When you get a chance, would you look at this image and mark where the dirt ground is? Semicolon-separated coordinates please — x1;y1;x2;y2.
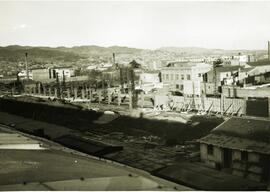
0;96;225;173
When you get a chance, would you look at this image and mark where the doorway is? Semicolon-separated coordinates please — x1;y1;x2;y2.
261;154;270;183
223;148;232;169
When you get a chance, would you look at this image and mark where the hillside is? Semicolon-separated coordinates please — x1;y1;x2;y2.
0;45;84;62
157;46;267;57
57;45;143;57
0;45;267;63
0;45;268;76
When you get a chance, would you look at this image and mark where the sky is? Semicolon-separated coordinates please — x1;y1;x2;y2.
1;1;270;50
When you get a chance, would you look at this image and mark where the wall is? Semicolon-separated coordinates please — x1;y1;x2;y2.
139;73;160;84
222;86;270;98
65;75;88;82
200;143;223;169
183;80;201;96
201;144;267;183
154;94;246;115
0;98;103;131
231;150;263;182
161;63;210;91
32;69;50;81
201;82;215;95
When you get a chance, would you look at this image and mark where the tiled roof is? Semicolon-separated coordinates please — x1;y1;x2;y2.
239;67;254;72
199;133;270;155
198;117;270;154
247;60;270;67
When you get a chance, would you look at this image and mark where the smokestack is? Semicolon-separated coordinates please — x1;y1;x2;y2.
268;41;270;61
113;53;115;65
25;52;29;80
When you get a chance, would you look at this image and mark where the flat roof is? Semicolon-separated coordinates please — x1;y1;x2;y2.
0;124;190;191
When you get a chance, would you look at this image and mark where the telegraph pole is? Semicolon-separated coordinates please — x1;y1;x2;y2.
25;52;29;81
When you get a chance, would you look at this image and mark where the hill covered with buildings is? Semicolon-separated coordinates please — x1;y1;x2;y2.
0;44;268;76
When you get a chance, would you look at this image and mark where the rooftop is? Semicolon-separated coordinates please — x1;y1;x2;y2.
51;66;73;69
214;66;244;73
0;124;190;191
164;62;210;69
198;117;270;154
247;60;270;67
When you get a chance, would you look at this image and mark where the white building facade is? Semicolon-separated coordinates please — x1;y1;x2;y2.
161;62;211;94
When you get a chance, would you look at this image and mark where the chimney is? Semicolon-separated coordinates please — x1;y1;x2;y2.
113;53;115;65
268;41;270;61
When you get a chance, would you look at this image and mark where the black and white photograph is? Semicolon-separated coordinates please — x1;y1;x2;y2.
0;0;270;191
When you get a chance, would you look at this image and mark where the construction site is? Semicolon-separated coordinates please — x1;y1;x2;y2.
2;49;270;190
1;48;270;190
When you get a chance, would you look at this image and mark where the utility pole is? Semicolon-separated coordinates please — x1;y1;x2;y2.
56;72;61;98
268;41;270;61
213;63;217;97
213;58;223;97
62;70;66;88
25;52;29;81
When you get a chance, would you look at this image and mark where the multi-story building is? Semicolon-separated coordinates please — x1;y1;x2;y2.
30;67;75;82
136;72;162;93
161;62;211;93
49;66;75;80
204;66;243;87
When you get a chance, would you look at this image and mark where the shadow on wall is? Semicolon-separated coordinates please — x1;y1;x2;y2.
0;98;224;145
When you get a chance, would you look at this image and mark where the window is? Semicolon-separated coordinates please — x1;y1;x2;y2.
207;145;214;155
166;74;169;80
176;74;179;80
181;74;184;80
176;84;179;89
241;151;248;161
170;74;174;81
187;74;191;80
180;84;184;90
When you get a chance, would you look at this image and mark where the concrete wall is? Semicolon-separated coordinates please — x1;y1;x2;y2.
222;86;270;98
154;95;246;115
